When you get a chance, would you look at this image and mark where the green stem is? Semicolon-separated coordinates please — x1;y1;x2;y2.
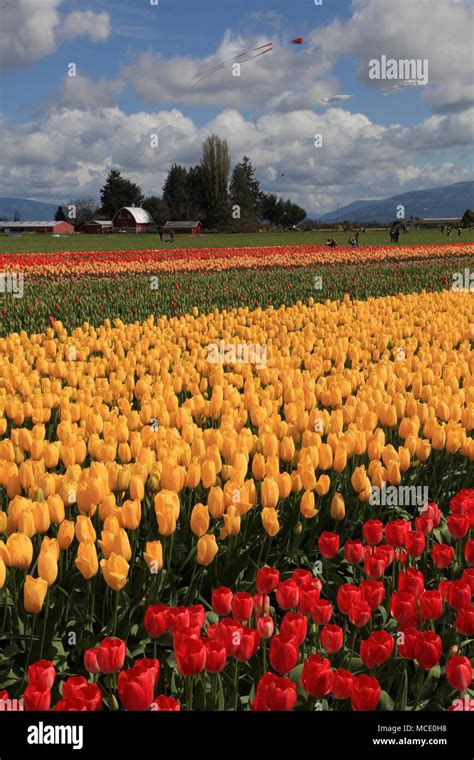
111;590;120;637
38;591;50;661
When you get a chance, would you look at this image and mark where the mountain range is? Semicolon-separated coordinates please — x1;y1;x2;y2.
319;181;474;223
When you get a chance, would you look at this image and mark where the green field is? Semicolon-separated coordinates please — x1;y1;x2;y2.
1;228;472;254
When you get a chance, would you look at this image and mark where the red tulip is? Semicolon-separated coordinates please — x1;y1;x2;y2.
344;540;365;564
351;674;381;711
318;531;339;558
320;624;343;653
397;626;419;659
349;600;372;628
212;586;233;616
118;663;155;711
207;618;243;655
362;520;383;545
96;638;126;674
135;658;160;689
256;566;280;593
269;633;299;674
385;520;409;547
465;540;474;566
63;677;102;711
151;695;181;711
231;592;254;622
337;584;361;614
257;616;274;639
360;631;394;668
398;568;425;599
188;604;205;630
462;569;474;593
24;684;51;711
302;654;334;697
167;606;190;635
253;672;297;711
419;590;443;621
414;631;442;670
404;530;426;557
360;580;385;610
297;583;320;614
390;591;417;625
446;656;472;691
447;514;470;539
292;569;314;587
280;612;307;645
432;544;454;569
27;660;55;689
310;598;333;625
203;639;227;673
332;669;353;699
144;604;169;638
448;580;472;612
455;605;474;635
234;627;261;662
275;580;299;610
415;515;433;536
175;637;206;676
364;551;387;579
84;647;100;674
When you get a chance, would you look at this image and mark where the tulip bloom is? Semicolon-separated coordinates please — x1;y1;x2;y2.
234;627;261;662
446;656;472;692
360;631;394;669
196;534;218;566
175;637;206;676
419;590;443;621
256;566;280;594
332;669;353;700
27;661;55;689
275;580;299;611
349;600;372;628
336;584;361;615
24;576;48;614
320;624;343;653
360;580;385;610
144;604;169;638
432;544;454;569
351;674;381;711
362;520;383;546
253;672;297;711
447;580;471;612
344;540;364;565
232;592;254;622
269;633;299;674
318;532;339;558
143;541;163;573
455;605;474;636
302;654;334;697
204;639;227;673
310;598;333;625
100;552;129;591
118;663;155;711
280;612;307;645
212;586;233;616
414;631;442;670
151;695;181;711
7;533;33;570
96;638;126;674
397;626;419;659
24;683;51;711
84;648;101;674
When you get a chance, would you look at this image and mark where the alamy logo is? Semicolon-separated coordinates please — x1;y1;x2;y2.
207;340;267;369
452;268;474;292
0;271;24;298
0;697;23;711
27;722;84;750
370;485;429;507
368;55;429;85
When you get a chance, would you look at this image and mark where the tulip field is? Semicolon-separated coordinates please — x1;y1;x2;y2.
0;241;473;714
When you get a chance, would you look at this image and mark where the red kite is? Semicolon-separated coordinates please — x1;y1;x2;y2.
291;37;304;45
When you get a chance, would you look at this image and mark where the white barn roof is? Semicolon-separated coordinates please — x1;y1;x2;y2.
115;207;155;224
164;221;200;228
0;220;67;228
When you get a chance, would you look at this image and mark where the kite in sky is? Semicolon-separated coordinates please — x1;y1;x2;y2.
381;81;424;95
192;38;304;86
317;94;353;105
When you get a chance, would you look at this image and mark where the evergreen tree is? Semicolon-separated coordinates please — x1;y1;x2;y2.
54;205;67;222
99;170;144;218
162;164;190;219
143;196;170;225
230;156;261;230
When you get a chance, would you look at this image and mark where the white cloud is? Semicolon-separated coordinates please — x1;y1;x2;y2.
60;10;111;43
0;0;111;71
58;73;124;109
308;0;474;112
0;104;471;214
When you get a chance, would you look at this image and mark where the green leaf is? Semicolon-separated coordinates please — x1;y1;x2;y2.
420;665;441;700
379;690;394;711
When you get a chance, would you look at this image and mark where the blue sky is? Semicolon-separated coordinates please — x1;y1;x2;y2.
0;0;472;214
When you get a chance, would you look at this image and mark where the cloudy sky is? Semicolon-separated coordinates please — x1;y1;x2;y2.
0;0;473;215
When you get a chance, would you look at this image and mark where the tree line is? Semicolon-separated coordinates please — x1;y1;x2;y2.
55;135;306;231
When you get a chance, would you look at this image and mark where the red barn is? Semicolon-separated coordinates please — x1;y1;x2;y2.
112;207;155;233
81;220;113;234
164;221;202;235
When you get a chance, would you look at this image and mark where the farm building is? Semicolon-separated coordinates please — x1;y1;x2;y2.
419;217;462;227
112;207;155;233
164;221;202;235
0;220;74;234
81;220;113;234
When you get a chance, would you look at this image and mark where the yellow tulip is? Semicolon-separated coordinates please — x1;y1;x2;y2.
24;575;48;613
315;475;330;497
57;519;75;550
33;501;50;533
261;507;280;537
7;533;33;570
38;552;58;586
143;541;163;573
40;536;60;560
75;540;99;579
121;499;141;530
47;494;65;524
101;552;129;590
223;504;241;537
330;492;345;520
196;534;218;566
261;477;279;509
190;503;210;537
75;515;97;543
207;487;225;519
0;558;6;588
300;490;317;519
